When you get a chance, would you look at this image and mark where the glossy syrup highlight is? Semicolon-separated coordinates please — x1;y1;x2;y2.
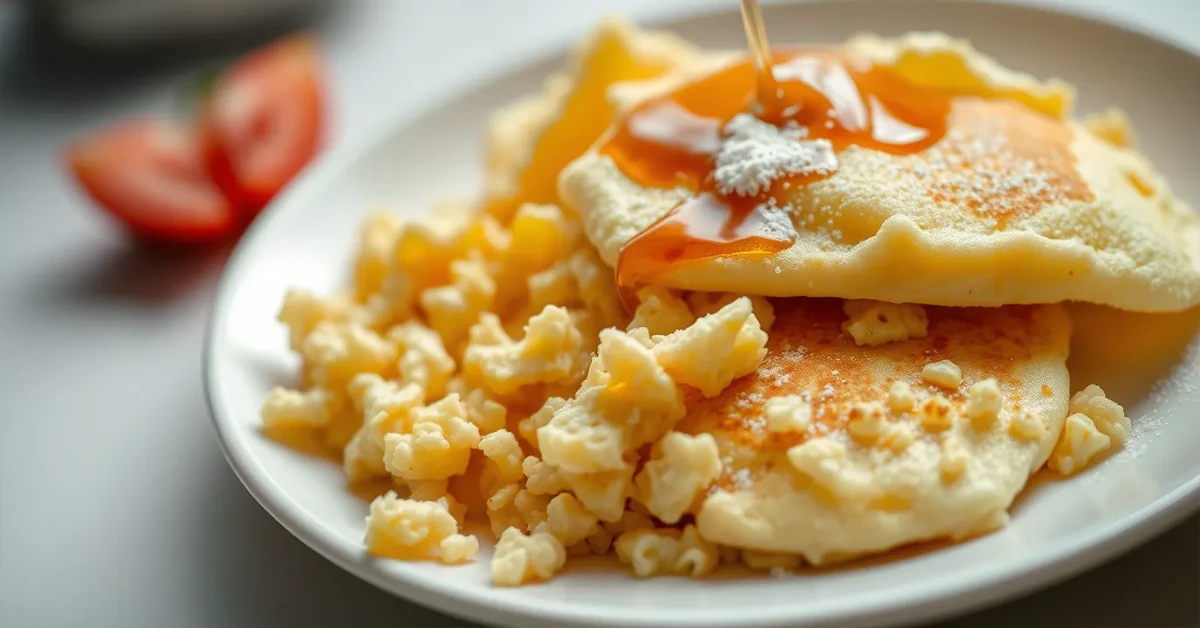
606;50;956;294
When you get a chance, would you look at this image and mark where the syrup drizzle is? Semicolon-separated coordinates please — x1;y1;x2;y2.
606;4;1085;299
605;48;952;297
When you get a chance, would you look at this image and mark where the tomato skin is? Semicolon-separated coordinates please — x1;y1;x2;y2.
65;118;237;245
199;34;326;216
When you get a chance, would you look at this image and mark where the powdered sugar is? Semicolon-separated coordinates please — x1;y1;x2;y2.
728;467;754;490
757;198;799;242
779;344;808;363
714;455;753;493
713;113;838;197
1120;332;1200;460
878;114;1084;220
757;364;795;388
769;566;794;579
735;390;767;410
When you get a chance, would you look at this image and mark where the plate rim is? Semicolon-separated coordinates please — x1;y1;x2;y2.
202;2;1200;626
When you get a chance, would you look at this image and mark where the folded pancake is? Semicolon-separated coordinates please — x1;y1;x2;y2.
677;299;1071;565
482;17;699;222
560;32;1200;312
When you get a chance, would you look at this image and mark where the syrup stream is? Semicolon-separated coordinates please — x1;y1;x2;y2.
739;0;779;111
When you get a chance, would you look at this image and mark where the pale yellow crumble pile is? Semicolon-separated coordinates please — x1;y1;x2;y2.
261;195;778;583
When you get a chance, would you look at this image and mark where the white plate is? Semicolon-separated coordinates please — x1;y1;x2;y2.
204;2;1200;626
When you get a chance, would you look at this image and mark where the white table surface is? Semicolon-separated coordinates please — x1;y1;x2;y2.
1;1;1197;626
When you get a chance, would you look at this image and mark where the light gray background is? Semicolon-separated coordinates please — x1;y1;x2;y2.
0;1;1197;627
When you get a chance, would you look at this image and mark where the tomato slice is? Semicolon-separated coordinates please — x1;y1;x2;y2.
65;118;237;245
200;34;325;214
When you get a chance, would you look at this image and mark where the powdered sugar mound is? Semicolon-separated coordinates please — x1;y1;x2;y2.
714;113;838;197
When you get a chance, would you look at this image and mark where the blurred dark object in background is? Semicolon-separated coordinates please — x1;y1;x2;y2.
0;0;334;115
32;0;328;48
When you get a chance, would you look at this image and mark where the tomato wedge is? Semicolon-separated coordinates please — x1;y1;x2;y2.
200;34;325;214
65;118;237;245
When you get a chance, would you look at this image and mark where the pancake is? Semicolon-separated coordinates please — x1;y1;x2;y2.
482;17;699;222
677;299;1071;565
560;32;1200;312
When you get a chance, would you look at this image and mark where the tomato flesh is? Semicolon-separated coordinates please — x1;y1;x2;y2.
65;118;236;244
200;34;325;215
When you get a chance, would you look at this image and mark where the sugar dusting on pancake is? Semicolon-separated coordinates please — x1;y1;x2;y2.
561;32;1200;312
676;299;1071;564
908;99;1093;224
